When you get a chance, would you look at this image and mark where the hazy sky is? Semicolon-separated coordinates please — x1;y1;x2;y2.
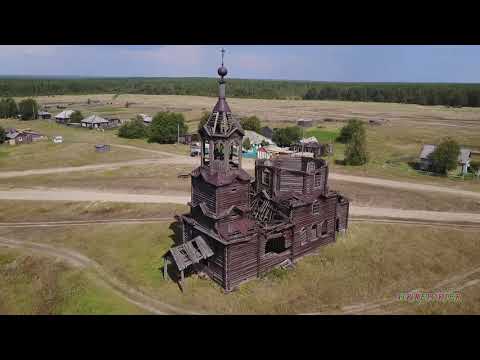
0;45;479;82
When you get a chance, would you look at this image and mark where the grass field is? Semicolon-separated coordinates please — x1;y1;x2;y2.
6;94;480;191
0;249;146;315
2;94;480;189
0;218;478;314
0;201;187;222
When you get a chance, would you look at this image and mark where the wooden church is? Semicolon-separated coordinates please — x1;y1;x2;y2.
164;55;350;292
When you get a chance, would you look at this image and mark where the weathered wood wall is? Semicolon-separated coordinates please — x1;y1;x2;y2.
216;180;250;214
192;177;217;213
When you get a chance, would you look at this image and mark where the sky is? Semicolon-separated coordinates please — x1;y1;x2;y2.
0;45;479;83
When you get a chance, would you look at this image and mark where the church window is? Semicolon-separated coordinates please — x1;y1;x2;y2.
262;169;271;186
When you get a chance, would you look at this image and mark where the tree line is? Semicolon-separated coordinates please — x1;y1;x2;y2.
2;77;480;107
0;97;39;120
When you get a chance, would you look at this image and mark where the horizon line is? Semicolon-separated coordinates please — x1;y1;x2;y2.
1;74;480;85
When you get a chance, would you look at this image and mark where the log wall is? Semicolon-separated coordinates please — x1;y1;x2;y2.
192;177;216;213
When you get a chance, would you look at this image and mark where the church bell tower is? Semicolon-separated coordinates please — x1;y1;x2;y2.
199;48;245;173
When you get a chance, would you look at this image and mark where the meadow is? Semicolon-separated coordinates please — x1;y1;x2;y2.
0;216;478;314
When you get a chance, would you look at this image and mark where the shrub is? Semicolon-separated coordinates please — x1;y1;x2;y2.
148;112;188;144
197;111;210;131
428;137;460;175
344;121;369;165
240;116;261;133
272;126;302;147
18;98;39;120
118;116;147;139
0;98;18;118
69;110;83;123
243;138;252;151
0;126;5;144
337;119;364;143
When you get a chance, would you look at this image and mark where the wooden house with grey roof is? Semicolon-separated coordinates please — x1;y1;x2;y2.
419;144;472;175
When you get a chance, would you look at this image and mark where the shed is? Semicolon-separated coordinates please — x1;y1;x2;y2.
5;129;33;145
297;118;313;128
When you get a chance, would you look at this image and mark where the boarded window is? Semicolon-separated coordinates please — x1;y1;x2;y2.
262;169;271;186
311;224;318;240
312;201;320;215
314;173;322;188
321;220;328;236
306;161;315;173
300;227;307;246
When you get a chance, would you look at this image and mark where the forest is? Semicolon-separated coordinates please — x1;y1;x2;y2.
1;77;480;107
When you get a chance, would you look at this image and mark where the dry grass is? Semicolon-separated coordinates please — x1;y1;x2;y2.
0;163;194;194
0;201;187;223
1;220;478;314
10;93;480;189
330;180;480;213
0;248;146;314
0;141;160;171
20;93;480;124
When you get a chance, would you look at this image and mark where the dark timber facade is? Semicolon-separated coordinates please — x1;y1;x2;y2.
166;59;349;292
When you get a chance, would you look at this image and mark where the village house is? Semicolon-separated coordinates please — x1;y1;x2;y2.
37;111;52;120
54;110;74;124
81;115;119;129
164;60;349;292
419;144;472;175
243;130;275;148
179;133;200;145
260;126;274;140
291;137;332;158
138;113;152;125
104;117;121;127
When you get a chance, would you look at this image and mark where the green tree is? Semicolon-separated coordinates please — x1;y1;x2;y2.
337;119;364;143
428;137;460;175
272;126;302;147
148;112;188;144
0;98;18;118
344;121;369;165
0;126;6;144
470;161;480;177
18;98;39;120
243;137;252;150
260;140;269;147
197;111;210;131
69;110;83;123
240;116;261;132
118;116;147;139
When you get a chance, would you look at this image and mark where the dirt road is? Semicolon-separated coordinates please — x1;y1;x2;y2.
0;236;198;315
1;150;478;199
1;188;480;224
330;173;480;199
